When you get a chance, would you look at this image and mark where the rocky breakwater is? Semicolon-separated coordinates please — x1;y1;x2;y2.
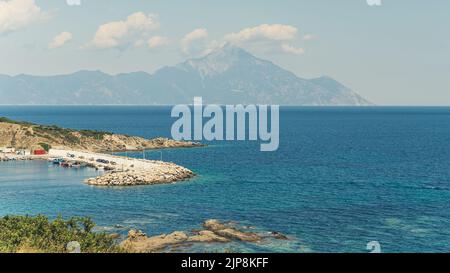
85;162;195;186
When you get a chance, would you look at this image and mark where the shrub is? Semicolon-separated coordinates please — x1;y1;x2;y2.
79;130;113;140
0;117;34;126
0;215;119;253
38;143;52;152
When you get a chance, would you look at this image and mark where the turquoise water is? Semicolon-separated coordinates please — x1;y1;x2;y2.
1;106;450;253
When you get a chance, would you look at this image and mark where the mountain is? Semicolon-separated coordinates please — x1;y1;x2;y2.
0;45;371;105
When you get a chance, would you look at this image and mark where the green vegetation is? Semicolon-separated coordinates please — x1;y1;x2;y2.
33;125;113;143
79;129;113;140
34;125;81;144
0;215;120;253
0;117;34;126
2;116;115;142
33;126;114;143
38;143;52;152
2;117;113;143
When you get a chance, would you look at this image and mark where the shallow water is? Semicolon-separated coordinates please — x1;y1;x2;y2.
1;106;450;252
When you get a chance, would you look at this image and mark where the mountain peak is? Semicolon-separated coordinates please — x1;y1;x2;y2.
180;44;262;77
207;43;252;58
73;70;108;76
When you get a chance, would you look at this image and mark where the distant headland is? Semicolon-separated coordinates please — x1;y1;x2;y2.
0;117;201;153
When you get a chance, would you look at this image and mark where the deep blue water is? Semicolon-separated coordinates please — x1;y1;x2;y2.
1;106;450;253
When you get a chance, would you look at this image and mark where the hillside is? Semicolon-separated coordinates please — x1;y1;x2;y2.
0;117;201;153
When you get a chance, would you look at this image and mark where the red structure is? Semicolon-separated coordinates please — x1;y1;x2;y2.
33;149;47;155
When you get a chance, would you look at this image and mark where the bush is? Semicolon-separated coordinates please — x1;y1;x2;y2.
79;130;113;140
0;117;34;126
0;215;120;253
1;117;113;143
38;143;52;152
34;126;81;144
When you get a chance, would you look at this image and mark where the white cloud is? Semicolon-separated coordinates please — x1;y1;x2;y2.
281;44;305;55
181;28;208;55
0;0;48;34
224;24;305;55
90;12;159;49
147;36;169;49
225;24;298;43
66;0;81;6
49;31;72;49
303;34;318;41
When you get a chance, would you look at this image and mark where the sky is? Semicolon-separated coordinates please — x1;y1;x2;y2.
0;0;449;105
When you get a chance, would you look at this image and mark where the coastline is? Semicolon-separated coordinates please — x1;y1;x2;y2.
0;148;196;186
0;117;201;186
0;215;291;253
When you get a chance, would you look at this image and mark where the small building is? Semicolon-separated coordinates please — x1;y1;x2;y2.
0;147;15;153
33;149;47;155
17;149;31;156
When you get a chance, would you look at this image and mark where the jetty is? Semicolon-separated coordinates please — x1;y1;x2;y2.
1;149;195;186
48;149;195;186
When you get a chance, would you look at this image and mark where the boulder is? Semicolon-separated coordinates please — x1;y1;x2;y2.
120;230;189;253
203;219;261;242
109;233;121;240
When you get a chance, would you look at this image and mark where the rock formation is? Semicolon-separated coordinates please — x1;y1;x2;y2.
203;219;262;242
119;219;289;253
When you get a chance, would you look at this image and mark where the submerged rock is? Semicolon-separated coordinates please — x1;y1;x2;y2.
269;231;289;240
188;230;231;243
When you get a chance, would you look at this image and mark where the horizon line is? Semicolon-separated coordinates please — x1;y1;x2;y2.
3;104;450;107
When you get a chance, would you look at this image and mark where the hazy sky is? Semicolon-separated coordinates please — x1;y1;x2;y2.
0;0;449;105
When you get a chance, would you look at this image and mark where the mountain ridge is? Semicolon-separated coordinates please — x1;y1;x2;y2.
0;45;371;106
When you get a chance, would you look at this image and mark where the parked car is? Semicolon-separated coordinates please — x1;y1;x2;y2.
96;159;110;164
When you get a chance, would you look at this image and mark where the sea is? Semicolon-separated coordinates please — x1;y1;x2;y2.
1;106;450;253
